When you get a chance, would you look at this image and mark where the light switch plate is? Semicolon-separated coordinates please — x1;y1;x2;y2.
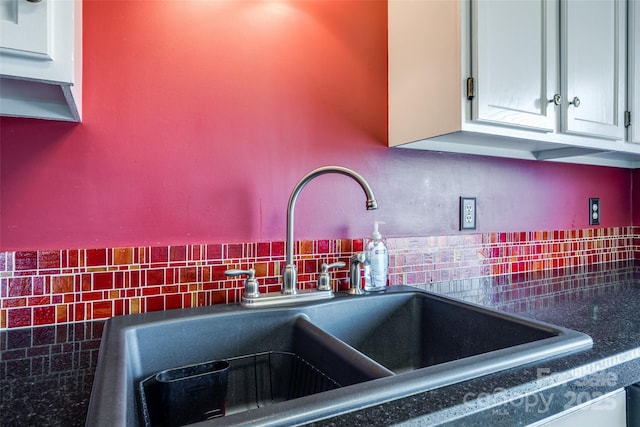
460;197;477;230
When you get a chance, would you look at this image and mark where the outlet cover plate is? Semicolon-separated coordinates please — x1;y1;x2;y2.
460;197;477;230
589;198;600;225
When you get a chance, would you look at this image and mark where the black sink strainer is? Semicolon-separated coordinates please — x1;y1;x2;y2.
138;351;341;426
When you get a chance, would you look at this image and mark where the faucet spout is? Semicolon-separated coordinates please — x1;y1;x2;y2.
283;166;378;295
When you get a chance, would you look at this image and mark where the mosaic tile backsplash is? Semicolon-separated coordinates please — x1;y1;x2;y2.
1;227;638;329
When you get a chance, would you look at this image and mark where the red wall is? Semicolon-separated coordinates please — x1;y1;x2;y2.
0;0;634;251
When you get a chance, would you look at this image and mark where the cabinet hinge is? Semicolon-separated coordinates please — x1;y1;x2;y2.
625;111;632;128
466;77;475;101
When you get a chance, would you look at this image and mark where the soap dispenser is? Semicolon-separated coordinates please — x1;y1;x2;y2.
365;221;388;291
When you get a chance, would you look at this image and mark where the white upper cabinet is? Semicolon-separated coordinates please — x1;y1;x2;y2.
389;0;640;168
0;0;51;58
561;0;626;140
472;0;558;132
631;0;640;144
0;0;82;122
472;0;626;140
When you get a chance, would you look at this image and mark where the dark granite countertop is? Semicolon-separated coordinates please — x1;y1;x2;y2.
0;321;104;427
312;282;640;426
2;283;640;426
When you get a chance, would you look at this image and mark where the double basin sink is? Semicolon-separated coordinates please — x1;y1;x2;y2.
86;286;592;426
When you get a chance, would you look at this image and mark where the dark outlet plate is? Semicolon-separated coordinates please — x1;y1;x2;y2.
589;198;600;225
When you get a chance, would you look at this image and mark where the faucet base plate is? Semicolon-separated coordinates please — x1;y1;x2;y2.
242;289;334;308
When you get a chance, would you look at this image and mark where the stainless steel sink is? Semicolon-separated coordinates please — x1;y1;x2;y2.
86;286;592;427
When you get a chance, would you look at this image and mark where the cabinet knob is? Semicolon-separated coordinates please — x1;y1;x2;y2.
569;97;581;108
549;94;562;106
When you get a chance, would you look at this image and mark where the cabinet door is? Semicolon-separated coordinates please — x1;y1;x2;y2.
472;0;558;131
562;0;626;140
631;0;640;144
529;389;626;427
0;0;51;59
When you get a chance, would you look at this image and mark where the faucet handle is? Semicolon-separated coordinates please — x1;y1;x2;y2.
225;268;259;299
317;262;346;291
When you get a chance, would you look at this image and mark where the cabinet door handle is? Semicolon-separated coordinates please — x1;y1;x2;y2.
25;0;43;3
569;97;581;108
549;94;562;105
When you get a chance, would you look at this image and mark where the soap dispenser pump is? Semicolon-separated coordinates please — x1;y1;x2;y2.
365;221;388;292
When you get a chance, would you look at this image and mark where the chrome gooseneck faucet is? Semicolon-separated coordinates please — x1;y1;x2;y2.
282;166;378;295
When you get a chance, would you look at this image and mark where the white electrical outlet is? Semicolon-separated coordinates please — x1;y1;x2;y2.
460;197;477;230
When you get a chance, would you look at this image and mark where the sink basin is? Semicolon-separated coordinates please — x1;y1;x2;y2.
129;310;391;388
86;286;592;426
305;291;561;373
